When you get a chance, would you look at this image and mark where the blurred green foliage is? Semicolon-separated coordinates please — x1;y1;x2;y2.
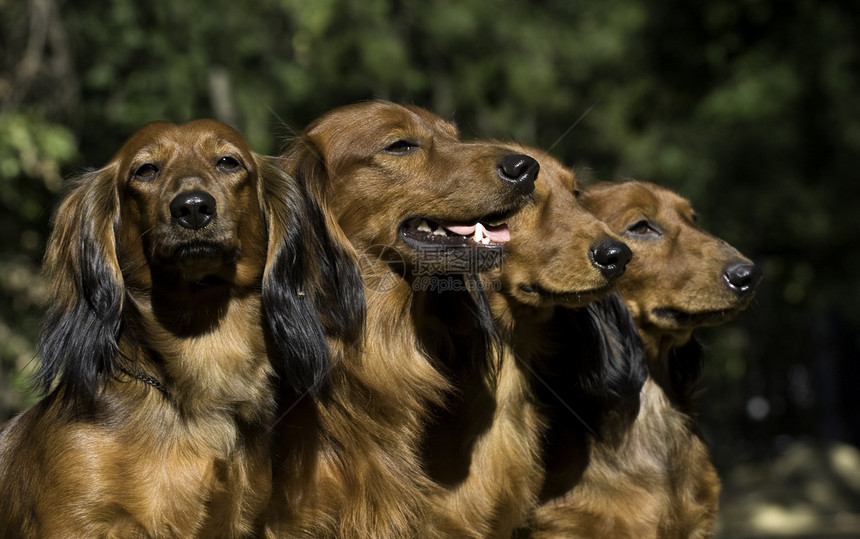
1;0;858;527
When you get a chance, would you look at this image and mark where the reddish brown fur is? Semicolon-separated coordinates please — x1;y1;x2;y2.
526;180;761;538
425;146;630;537
266;101;537;538
0;120;327;537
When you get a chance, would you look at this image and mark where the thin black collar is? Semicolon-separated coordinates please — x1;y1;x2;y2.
116;363;171;400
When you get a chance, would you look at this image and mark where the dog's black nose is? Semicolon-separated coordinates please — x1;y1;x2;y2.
590;239;633;281
498;154;539;195
723;261;762;297
170;190;217;230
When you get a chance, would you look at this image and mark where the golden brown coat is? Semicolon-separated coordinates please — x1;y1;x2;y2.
426;146;633;537
0;120;360;538
266;101;538;538
526;180;762;538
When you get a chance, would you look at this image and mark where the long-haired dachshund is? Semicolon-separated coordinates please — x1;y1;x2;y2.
525;180;762;538
0;120;362;537
266;100;539;537
424;144;639;537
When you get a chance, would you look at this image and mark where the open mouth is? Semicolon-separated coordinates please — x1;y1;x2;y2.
400;217;511;247
398;216;510;273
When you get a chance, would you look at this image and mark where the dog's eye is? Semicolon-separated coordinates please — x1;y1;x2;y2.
133;163;159;181
626;219;661;238
572;188;582;198
382;139;419;155
216;156;243;172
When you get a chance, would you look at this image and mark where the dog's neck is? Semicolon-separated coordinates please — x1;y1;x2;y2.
590;377;695;473
643;333;675;390
639;329;695;404
489;291;558;360
120;284;275;432
360;275;453;405
295;245;453;434
639;327;692;362
269;263;450;532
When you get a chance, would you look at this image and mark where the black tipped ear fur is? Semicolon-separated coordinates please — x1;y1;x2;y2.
547;292;647;432
35;167;124;414
281;138;365;345
580;293;648;422
258;156;365;396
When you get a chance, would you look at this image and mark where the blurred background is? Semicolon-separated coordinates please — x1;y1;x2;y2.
2;0;858;535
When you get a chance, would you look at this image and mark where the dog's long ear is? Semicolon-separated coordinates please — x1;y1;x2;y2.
280;139;366;345
35;166;124;413
576;293;648;427
463;274;503;383
258;153;365;395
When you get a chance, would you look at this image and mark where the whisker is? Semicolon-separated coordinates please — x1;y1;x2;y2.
546;100;599;154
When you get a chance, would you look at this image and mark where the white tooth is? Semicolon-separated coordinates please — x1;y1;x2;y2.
417;220;432;233
433;226;447;236
482;237;490;245
473;223;485;243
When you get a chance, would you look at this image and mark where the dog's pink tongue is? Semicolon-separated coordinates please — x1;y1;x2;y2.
484;224;510;243
443;223;511;243
444;224;477;236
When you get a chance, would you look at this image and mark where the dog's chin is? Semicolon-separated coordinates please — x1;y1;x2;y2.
398;216;508;273
515;282;613;308
176;262;232;285
155;242;240;284
650;305;743;328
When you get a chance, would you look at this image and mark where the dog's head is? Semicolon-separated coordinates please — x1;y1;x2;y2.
108;120;268;293
491;145;632;312
282;101;540;287
37;119;363;410
581;180;761;352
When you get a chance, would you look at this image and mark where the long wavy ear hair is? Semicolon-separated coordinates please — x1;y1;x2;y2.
577;292;649;428
459;273;503;384
257;155;365;396
35;165;125;415
544;292;648;436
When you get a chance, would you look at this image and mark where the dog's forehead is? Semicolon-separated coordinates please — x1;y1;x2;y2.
580;182;648;223
184;119;250;150
312;101;458;145
539;155;576;192
114;119;253;169
400;103;459;138
649;183;696;222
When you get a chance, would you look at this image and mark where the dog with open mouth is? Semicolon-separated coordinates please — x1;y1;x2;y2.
266;101;539;537
423;144;641;537
524;180;762;538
